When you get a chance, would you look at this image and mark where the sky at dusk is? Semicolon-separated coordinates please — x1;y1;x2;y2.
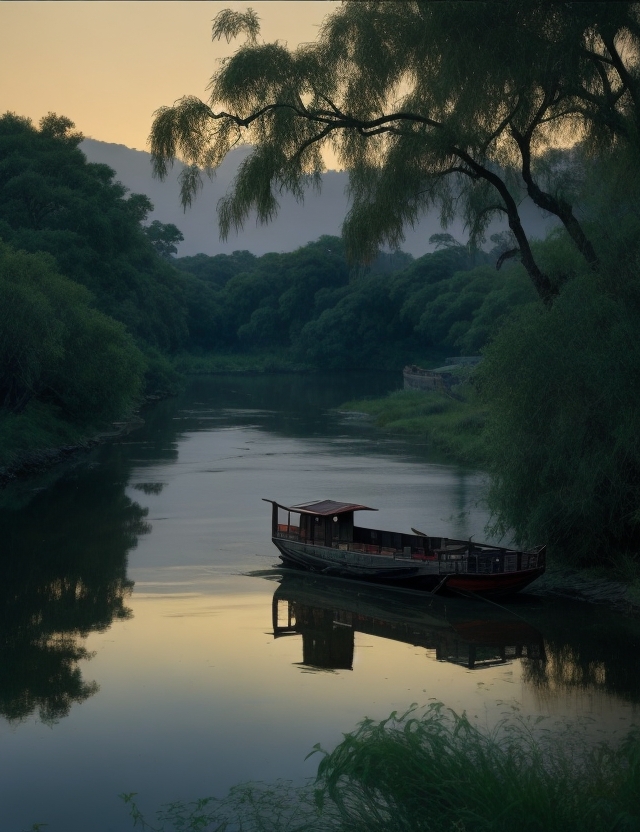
1;1;339;155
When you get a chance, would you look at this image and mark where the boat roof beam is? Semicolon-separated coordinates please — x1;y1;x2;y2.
262;498;377;517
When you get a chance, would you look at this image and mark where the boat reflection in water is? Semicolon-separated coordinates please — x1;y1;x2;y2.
271;572;546;672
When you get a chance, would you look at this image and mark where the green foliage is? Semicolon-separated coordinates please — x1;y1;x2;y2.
0;111;188;352
0;110;212;469
478;272;640;563
170;241;523;369
341;389;487;465
295;273;401;369
150;3;640;301
172;350;307;375
0;108;542;425
0;247;65;413
383;248;534;362
38;111;83;145
578;142;640;287
173;250;257;287
120;705;640;832
143;220;184;259
311;704;640;832
121;781;326;832
48;305;146;421
176;272;223;352
174;236;352;353
140;344;184;396
0;401;87;469
0;243;145;430
327;144;640;564
470;137;640;564
409;266;535;355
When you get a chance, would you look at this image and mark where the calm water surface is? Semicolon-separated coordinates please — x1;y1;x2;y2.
1;374;639;832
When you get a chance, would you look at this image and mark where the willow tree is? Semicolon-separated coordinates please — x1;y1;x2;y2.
150;1;640;304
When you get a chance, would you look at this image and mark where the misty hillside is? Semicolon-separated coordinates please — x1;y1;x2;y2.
81;138;552;258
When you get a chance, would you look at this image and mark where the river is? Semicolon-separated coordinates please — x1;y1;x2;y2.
1;373;639;832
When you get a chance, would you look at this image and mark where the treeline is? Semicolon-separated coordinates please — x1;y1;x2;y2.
0;112;185;468
174;237;535;368
3;111;640;570
1;110;539;470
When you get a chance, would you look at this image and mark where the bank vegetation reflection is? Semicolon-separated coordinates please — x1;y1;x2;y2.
271;572;640;714
521;604;640;707
0;464;150;725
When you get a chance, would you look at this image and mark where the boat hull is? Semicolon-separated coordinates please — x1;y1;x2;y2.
437;569;545;598
273;538;544;598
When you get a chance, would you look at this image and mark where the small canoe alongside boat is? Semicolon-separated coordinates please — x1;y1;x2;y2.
263;498;546;598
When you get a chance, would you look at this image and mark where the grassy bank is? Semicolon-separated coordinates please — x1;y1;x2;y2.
0;401;106;477
341;387;640;597
121;704;640;832
0;351;299;479
0;399;145;484
340;387;488;466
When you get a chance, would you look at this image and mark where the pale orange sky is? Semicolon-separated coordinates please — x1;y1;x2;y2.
0;1;339;151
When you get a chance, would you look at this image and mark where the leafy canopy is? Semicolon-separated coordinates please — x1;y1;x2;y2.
0;111;188;352
150;2;640;303
143;220;184;259
0;242;145;423
478;270;640;562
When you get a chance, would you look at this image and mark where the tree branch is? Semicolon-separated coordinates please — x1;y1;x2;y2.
496;248;520;270
208;101;444;133
451;147;555;303
510;121;599;272
480;99;524;155
600;32;640;115
289;124;337;163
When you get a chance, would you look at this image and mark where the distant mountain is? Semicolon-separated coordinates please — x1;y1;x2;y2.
81;138;553;259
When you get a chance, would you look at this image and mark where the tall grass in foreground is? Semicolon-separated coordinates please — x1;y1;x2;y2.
122;703;640;832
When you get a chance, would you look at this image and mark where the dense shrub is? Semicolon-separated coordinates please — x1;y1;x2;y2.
478;272;640;563
0;243;145;425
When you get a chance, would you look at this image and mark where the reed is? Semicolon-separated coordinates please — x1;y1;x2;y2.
311;704;640;832
121;704;640;832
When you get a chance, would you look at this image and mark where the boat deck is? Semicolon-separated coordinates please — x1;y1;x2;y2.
275;524;543;574
265;498;545;596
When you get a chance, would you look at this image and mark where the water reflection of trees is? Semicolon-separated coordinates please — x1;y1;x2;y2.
273;574;640;710
0;463;150;724
521;604;640;706
179;373;405;445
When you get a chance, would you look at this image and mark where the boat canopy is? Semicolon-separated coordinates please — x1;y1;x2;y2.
263;498;377;516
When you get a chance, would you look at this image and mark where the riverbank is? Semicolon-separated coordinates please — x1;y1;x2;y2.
527;559;640;613
340;387;640;611
0;358;399;486
0;410;144;488
5;372;639;612
0;350;303;487
339;387;488;466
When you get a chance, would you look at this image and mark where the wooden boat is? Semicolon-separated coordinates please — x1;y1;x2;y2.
263;499;546;598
